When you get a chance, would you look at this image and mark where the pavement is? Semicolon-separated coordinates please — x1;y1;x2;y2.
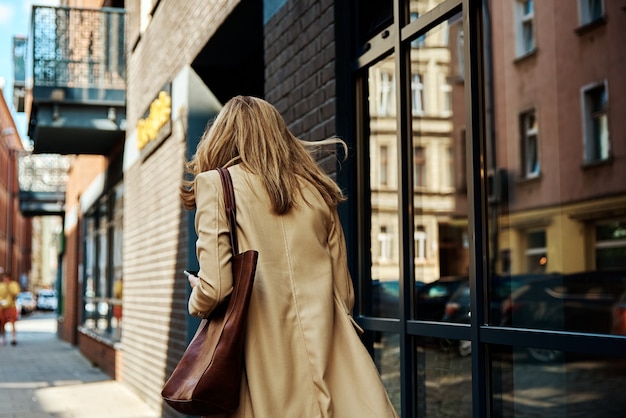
0;312;161;418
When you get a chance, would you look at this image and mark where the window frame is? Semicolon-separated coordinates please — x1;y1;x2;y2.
520;108;540;178
581;81;610;164
579;0;605;26
515;0;536;57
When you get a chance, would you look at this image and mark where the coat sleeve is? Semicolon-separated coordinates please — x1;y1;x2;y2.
328;208;356;314
188;171;234;318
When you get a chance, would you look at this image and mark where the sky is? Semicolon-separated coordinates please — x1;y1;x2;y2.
0;0;59;144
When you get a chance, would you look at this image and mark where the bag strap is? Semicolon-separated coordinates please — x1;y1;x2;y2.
216;167;239;255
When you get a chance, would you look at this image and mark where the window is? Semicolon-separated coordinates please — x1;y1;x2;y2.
415;225;427;261
526;229;547;273
379;145;389;186
82;182;123;342
378;225;393;261
579;0;604;25
520;110;539;177
582;83;609;163
595;221;626;270
378;70;395;116
515;0;535;56
445;146;454;188
411;73;425;116
413;146;426;188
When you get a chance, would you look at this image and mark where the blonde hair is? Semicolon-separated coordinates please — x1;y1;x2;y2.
180;96;346;214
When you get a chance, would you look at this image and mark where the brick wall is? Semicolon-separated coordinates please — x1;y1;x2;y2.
265;0;337;142
125;0;239;128
122;130;188;416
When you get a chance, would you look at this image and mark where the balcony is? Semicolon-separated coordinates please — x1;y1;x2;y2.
18;153;69;217
28;6;126;155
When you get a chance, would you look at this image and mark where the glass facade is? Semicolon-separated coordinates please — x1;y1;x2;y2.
82;182;123;343
347;0;626;416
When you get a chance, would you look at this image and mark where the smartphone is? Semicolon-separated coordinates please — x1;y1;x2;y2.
184;270;199;278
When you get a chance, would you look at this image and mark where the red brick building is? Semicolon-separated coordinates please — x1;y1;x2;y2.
0;90;32;286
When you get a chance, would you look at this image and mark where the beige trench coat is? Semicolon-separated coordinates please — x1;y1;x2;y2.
189;165;398;418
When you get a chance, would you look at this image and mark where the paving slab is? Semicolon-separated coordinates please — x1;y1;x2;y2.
0;313;160;418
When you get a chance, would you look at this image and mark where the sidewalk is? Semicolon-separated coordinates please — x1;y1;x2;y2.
0;312;161;418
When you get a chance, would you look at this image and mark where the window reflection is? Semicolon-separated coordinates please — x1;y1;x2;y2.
410;13;469;316
369;56;400;319
82;182;123;342
416;339;472;417
487;0;626;336
492;346;626;417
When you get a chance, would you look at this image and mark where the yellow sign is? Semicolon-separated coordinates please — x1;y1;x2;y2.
136;91;172;150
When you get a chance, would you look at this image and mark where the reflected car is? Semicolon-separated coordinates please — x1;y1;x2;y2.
442;274;556;326
441;274;560;359
16;291;37;315
372;276;466;320
502;270;626;335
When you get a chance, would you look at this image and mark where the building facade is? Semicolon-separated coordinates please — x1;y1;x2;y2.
28;0;626;417
0;91;32;286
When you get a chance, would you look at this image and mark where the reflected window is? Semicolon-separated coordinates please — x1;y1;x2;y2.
378;70;395;116
413;146;426;188
411;73;425;116
595;221;626;270
415;225;427;261
583;83;609;163
515;0;535;56
445;146;454;188
526;230;547;273
379;225;393;262
379;145;389;186
579;0;604;25
81;181;123;342
520;109;539;178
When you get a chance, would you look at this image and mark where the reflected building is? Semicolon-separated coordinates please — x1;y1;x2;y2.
489;1;626;276
369;10;469;286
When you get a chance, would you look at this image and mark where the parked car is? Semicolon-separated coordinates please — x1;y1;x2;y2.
372;276;467;320
16;291;37;315
37;289;58;311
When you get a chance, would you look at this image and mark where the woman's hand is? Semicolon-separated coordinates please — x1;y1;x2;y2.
187;273;200;288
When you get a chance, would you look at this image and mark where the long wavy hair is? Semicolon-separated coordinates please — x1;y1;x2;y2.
180;96;347;214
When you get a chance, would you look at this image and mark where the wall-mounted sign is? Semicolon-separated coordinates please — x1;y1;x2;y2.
136;89;172;150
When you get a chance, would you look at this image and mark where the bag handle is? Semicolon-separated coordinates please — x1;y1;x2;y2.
217;167;239;255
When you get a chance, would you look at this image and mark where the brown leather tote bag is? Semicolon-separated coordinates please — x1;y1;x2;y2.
162;167;258;415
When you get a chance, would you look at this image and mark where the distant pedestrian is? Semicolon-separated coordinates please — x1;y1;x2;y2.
0;272;21;346
180;96;398;417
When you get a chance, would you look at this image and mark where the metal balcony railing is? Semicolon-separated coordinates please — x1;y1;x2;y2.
18;153;69;216
31;6;125;102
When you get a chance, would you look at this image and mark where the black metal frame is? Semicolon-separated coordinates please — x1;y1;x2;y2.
335;0;626;417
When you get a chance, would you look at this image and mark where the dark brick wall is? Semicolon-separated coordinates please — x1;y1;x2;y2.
265;0;337;144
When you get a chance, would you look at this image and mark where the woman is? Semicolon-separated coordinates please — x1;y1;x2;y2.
0;272;21;346
180;96;397;418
